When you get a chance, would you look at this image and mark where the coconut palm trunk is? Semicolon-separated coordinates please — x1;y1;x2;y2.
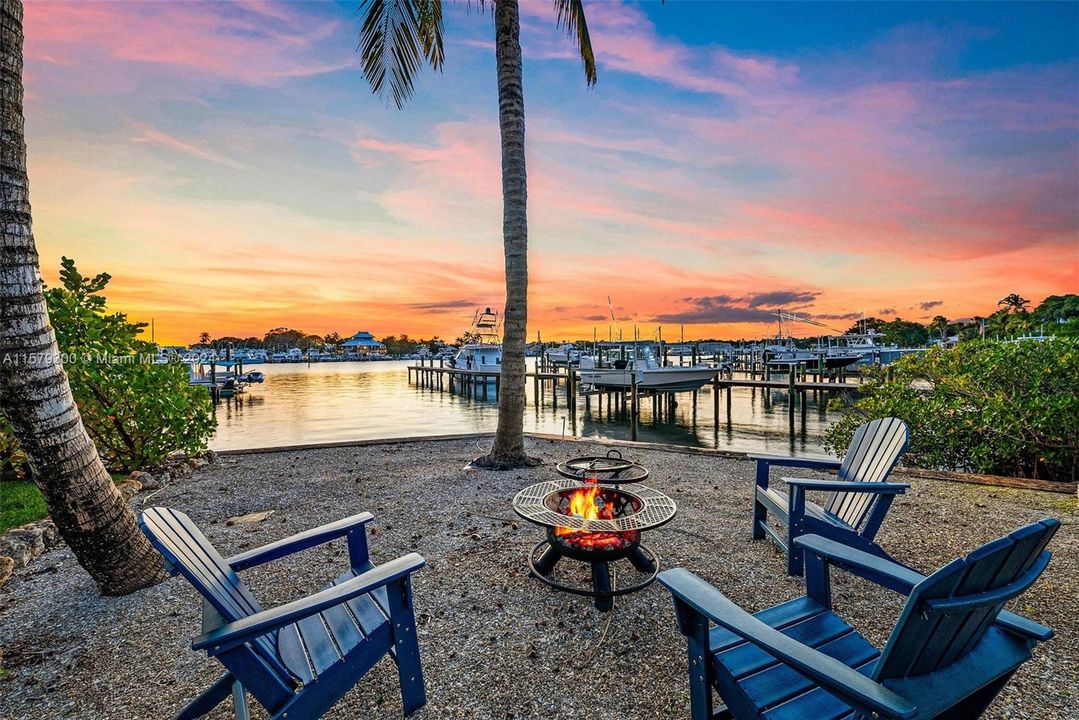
0;0;164;595
355;0;596;468
486;0;531;466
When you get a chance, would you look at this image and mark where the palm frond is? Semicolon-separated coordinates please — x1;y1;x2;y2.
553;0;597;86
358;0;444;109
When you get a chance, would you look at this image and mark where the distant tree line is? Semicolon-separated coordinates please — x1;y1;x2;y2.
190;328;451;355
188;293;1079;352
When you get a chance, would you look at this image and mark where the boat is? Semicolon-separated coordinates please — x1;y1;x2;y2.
450;307;502;373
544;343;580;367
762;339;816;369
828;323;925;366
577;344;720;392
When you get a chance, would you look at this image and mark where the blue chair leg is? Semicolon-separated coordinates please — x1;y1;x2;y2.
175;672;235;720
232;680;249;720
752;461;768;540
387;577;427;715
672;599;713;720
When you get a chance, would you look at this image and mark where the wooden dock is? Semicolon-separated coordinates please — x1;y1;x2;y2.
407;357;862;437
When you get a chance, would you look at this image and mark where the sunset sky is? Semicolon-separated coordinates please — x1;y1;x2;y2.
22;0;1079;345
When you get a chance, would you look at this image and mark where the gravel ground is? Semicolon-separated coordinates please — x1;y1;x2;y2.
1;436;1075;720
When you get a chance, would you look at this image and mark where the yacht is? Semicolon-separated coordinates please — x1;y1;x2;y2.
544;343;580;367
831;327;924;366
451;307;502;373
577;344;719;392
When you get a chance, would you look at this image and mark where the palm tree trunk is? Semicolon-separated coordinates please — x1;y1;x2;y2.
482;0;533;468
0;0;164;595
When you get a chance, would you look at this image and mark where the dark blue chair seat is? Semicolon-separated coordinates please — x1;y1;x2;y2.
710;596;879;719
661;519;1058;720
276;574;393;684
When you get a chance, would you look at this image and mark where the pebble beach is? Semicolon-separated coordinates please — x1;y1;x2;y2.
0;436;1075;719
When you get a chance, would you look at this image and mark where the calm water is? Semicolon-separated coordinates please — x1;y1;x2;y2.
209;360;834;457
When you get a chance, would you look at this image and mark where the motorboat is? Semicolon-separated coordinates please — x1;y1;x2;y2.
577;345;720;392
762;341;816;368
451;307;502;373
544;343;580;367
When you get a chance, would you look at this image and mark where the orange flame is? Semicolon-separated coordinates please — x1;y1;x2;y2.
555;476;633;551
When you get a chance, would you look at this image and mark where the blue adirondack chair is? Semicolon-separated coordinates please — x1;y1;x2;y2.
751;417;910;575
139;507;427;719
660;518;1058;719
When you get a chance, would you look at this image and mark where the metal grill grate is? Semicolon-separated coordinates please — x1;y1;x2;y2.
512;479;677;532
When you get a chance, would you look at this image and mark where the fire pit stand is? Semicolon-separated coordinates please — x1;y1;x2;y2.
512;478;677;611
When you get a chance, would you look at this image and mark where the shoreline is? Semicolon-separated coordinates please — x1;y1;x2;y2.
215;431;1077;495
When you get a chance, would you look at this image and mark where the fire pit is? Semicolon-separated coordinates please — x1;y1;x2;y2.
511;475;677;611
555;449;650;484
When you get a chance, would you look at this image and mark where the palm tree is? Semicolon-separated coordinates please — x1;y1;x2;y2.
357;0;596;467
0;0;164;595
930;315;950;342
998;293;1030;314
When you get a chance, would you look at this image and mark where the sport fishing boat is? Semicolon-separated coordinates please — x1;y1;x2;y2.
577;344;719;392
451;307;502;373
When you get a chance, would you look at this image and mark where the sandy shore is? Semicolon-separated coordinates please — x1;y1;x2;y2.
1;436;1075;719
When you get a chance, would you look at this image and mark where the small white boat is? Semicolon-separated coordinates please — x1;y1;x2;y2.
578;346;720;392
544;343;580;367
763;341;816;368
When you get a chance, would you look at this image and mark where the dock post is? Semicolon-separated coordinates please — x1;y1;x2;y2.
483;376;489;400
567;370;576;420
788;371;796;432
712;375;719;428
726;382;732;424
800;389;807;429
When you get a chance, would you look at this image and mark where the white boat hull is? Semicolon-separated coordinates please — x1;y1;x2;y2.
580;366;719;392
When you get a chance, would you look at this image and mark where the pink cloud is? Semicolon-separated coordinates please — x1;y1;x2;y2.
23;1;351;87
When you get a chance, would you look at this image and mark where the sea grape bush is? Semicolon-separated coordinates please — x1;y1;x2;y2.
825;338;1079;482
0;258;216;473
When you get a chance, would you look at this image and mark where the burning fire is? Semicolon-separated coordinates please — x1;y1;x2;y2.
555;479;634;551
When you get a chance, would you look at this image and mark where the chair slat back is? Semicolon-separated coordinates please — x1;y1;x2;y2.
826;417;909;527
874;518;1058;681
139;507;292;683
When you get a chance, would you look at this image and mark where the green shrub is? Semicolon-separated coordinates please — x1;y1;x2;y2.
1;258;216;473
0;415;28;481
825;338;1079;481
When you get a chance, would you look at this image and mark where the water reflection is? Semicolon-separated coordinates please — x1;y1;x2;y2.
210;360;833;457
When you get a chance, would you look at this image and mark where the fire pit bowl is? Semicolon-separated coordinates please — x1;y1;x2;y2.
511;478;677;611
554;449;650;484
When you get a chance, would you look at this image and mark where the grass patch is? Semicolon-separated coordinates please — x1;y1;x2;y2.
0;474;131;533
1;481;48;532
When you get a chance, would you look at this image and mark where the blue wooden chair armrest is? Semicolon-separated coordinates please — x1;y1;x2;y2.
227;511;375;571
796;534;924;592
749;454;843;471
194;552;425;655
783;478;910;494
659;568;917;720
794;535;1053;641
